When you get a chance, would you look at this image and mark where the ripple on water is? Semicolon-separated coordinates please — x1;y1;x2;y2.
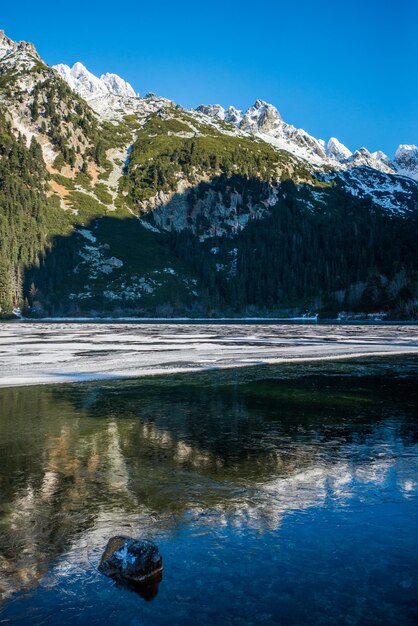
0;360;417;624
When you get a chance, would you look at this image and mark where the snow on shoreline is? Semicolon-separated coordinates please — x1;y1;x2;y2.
0;323;417;388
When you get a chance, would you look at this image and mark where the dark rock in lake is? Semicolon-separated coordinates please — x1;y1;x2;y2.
115;570;163;601
98;536;163;584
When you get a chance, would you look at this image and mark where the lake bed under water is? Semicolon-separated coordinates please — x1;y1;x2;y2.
0;356;417;624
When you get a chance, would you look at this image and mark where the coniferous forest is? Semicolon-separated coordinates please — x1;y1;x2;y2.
1;29;418;319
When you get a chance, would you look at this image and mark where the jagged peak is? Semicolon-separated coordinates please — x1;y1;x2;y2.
53;60;137;101
248;99;282;118
0;29;14;50
240;100;283;135
373;150;388;159
253;98;269;109
395;144;418;161
0;28;40;62
195;103;243;126
71;61;89;75
394;144;418;180
326;137;352;161
196;103;226;118
100;72;137;98
225;105;242;124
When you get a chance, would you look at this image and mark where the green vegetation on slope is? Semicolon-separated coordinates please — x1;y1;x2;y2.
1;75;417;319
29;74;134;170
122;109;312;208
0;110;50;313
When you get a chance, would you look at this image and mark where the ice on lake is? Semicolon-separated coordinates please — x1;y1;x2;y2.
1;322;418;387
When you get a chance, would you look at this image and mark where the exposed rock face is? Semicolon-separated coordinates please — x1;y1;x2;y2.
224;105;242;124
0;30;16;58
0;29;39;61
196;104;242;124
240;99;283;133
196;103;226;119
99;536;163;584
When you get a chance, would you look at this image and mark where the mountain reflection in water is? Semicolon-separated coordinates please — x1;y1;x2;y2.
0;358;417;625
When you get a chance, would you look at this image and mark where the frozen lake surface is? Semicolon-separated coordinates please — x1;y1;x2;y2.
1;322;418;387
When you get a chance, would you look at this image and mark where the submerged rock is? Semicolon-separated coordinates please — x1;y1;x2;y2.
99;536;163;584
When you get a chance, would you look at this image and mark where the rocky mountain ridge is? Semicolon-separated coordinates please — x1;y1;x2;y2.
0;29;417;319
198;100;418;181
53;62;138;100
49;50;418;183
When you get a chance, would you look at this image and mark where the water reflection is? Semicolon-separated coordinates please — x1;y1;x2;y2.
0;358;417;624
110;571;163;602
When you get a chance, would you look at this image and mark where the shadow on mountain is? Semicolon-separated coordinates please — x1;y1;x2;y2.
22;176;418;318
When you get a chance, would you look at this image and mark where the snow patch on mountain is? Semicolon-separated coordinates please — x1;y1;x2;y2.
326;168;418;214
347;148;393;174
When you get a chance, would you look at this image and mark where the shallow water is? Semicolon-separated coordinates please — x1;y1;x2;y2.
0;358;418;625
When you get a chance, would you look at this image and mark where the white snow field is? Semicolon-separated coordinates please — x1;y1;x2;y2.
0;322;417;388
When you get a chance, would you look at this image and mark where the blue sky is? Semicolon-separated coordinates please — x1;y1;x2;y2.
2;0;417;155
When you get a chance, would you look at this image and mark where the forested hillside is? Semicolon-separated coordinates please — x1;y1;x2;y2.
0;110;50;312
1;29;418;319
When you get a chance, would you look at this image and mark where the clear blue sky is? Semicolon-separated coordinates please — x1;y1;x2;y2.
2;0;417;156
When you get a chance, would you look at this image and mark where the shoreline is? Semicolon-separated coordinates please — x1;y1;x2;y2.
2;316;418;326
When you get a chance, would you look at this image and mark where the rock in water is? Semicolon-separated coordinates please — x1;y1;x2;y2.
99;536;163;583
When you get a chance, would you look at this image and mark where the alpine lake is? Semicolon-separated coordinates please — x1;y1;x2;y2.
0;354;417;625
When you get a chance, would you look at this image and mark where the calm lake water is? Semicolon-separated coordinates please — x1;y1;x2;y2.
0;357;417;625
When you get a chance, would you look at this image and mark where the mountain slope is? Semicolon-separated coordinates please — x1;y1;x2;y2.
0;29;417;319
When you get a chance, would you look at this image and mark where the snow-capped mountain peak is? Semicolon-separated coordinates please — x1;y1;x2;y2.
53;61;137;101
100;72;137;98
53;62;108;100
394;144;418;179
194;98;418;181
240;99;283;133
3;27;416;185
325;137;352;161
348;147;394;174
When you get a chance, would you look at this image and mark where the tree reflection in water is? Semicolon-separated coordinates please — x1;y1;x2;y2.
0;357;417;623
